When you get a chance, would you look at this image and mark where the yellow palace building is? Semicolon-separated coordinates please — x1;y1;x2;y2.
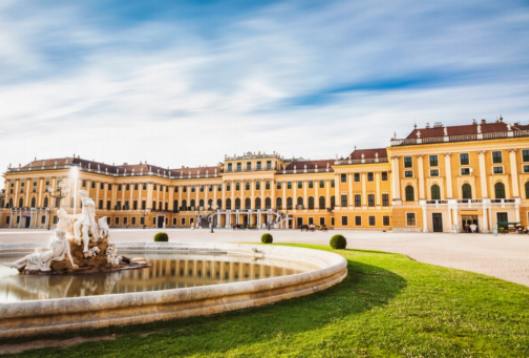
2;118;529;233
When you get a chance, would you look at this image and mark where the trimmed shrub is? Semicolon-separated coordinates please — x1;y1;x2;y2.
329;234;347;249
261;233;273;244
154;232;169;242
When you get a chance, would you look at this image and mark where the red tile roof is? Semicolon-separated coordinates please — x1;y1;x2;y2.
405;120;523;139
349;148;387;160
284;159;334;171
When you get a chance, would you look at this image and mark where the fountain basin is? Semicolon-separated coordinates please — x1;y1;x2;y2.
0;242;347;339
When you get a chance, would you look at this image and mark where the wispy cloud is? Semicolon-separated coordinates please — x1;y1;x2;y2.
0;0;529;184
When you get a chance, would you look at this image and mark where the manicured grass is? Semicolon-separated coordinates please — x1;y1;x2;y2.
8;244;529;357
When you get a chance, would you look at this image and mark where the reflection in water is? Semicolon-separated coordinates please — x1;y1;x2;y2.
0;254;302;302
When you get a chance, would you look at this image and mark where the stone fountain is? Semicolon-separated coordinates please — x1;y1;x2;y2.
11;189;148;275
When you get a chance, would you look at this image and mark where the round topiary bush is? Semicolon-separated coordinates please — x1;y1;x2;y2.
261;233;273;244
329;234;347;249
154;232;169;242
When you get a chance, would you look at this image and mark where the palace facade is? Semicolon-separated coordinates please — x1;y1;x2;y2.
2;118;529;233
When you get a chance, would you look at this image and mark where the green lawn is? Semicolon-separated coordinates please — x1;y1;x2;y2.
8;244;529;357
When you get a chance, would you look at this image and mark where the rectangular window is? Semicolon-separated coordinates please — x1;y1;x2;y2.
107;201;111;210
265;182;271;190
492;151;502;164
493;166;504;174
226;184;231;191
368;194;375;207
340;174;347;183
297;181;302;189
430;169;439;177
369;216;375;226
460;153;469;165
266;160;272;169
404;170;413;178
287;182;292;189
523;149;529;162
460;167;470;176
319;180;325;188
340;195;348;207
246;162;251;170
341;216;348;226
406;213;416;226
429;155;438;167
227;163;233;171
276;182;281;190
308;181;314;189
367;172;374;181
355;216;361;226
98;200;103;209
381;172;388;181
236;162;241;172
383;216;390;226
246;183;251;190
524;165;529;173
141;200;146;210
404;156;413;168
354;173;360;182
354;194;361;207
382;193;389;207
256;161;262;170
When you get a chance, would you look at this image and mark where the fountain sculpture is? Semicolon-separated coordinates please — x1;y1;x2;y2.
11;189;147;275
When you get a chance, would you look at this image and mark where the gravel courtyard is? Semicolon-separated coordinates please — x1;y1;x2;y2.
1;229;528;287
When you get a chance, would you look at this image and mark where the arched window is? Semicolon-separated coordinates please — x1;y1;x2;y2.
525;181;529;199
255;198;261;209
235;198;241;209
265;198;271;209
276;197;282;209
43;196;49;208
190;199;196;209
18;198;23;208
226;198;232;210
308;197;315;209
330;196;336;209
207;199;213;209
199;199;205;208
319;196;326;209
287;197;293;209
245;198;251;209
8;199;13;208
30;197;36;208
405;185;414;201
494;182;506;199
216;199;222;209
181;200;187;211
462;184;472;200
297;197;303;209
430;184;440;200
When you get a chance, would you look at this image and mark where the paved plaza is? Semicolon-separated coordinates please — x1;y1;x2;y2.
1;229;528;287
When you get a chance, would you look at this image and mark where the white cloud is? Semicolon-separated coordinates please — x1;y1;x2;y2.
0;0;529;187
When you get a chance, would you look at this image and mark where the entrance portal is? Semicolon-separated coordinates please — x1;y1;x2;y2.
432;213;443;232
462;215;479;233
157;216;165;228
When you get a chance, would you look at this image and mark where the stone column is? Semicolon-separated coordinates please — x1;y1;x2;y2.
444;153;453;199
510;150;519;198
391;157;401;201
250;180;255;209
325;181;331;209
348;174;353;207
303;181;308;208
361;173;367;207
221;183;226;209
315;180;320;209
479;151;488;198
334;177;339;207
375;172;381;206
282;182;286;209
271;181;276;209
417;155;425;199
146;183;153;209
103;183;108;210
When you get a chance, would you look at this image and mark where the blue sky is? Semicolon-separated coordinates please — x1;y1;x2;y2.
1;0;529;180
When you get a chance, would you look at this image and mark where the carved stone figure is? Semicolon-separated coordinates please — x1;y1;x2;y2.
12;187;148;275
74;190;100;256
11;230;78;272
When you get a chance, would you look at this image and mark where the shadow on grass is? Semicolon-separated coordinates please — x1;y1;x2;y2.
4;255;407;357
